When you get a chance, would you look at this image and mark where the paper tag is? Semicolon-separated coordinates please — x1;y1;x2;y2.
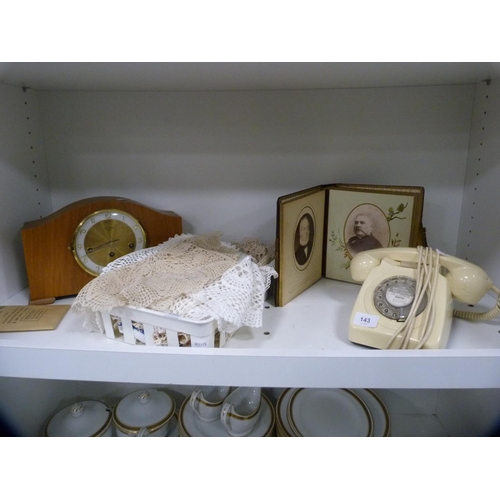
353;312;379;328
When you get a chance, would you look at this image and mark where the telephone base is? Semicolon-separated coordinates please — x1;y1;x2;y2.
348;319;452;350
348;258;453;350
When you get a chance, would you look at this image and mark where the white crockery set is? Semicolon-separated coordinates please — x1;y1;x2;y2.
44;386;389;437
179;386;275;437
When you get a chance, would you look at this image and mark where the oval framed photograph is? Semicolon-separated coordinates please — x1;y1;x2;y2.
294;206;316;270
344;203;390;257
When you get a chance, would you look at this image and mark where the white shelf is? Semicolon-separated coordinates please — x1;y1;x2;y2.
2;279;499;389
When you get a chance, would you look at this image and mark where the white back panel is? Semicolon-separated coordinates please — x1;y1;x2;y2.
0;85;52;302
39;85;475;257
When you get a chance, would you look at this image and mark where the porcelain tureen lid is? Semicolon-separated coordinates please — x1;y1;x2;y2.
45;400;112;437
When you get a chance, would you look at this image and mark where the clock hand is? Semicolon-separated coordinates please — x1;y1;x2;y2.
86;239;120;254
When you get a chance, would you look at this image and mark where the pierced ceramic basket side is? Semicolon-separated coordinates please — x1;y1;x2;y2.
100;305;226;348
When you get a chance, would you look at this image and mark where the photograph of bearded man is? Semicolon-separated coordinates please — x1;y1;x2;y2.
346;213;384;256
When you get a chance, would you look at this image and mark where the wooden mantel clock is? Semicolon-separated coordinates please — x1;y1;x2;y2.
22;197;182;304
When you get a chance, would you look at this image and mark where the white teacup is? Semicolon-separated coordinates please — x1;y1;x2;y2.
220;387;262;436
190;386;231;422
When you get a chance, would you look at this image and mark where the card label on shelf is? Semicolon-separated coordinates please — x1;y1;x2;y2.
0;305;70;332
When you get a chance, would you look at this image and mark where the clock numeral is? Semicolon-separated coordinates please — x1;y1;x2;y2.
105;212;112;219
80;228;87;235
91;217;96;224
138;238;143;244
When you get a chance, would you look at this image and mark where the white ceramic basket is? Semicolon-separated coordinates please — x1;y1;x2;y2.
100;305;226;348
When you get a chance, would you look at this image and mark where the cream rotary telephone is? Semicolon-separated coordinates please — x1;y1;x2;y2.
348;246;500;349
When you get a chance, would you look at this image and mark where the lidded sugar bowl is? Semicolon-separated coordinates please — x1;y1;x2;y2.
112;389;176;437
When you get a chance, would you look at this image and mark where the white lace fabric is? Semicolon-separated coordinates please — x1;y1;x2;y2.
71;233;277;336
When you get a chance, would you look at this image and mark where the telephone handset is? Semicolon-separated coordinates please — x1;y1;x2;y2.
348;246;500;349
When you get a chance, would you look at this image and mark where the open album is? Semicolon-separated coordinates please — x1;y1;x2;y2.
275;183;426;306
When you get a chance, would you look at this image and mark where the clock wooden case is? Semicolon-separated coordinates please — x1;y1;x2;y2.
22;197;182;304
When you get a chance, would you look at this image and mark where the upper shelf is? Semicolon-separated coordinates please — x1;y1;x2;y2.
1;62;499;92
1;279;499;389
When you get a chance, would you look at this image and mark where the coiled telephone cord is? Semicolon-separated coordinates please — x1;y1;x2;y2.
453;284;500;322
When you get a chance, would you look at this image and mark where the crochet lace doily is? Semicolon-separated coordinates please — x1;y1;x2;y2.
232;238;275;267
72;233;277;336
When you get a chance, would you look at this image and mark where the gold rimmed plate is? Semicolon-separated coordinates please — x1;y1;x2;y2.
276;388;294;437
286;388;373;437
350;389;391;437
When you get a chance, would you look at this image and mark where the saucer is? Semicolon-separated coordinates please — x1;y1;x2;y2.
286;388;373;437
179;393;275;437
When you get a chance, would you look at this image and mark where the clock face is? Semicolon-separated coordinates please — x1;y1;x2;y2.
72;209;146;276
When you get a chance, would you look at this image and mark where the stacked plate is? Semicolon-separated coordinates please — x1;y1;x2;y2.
276;388;391;437
178;393;276;437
